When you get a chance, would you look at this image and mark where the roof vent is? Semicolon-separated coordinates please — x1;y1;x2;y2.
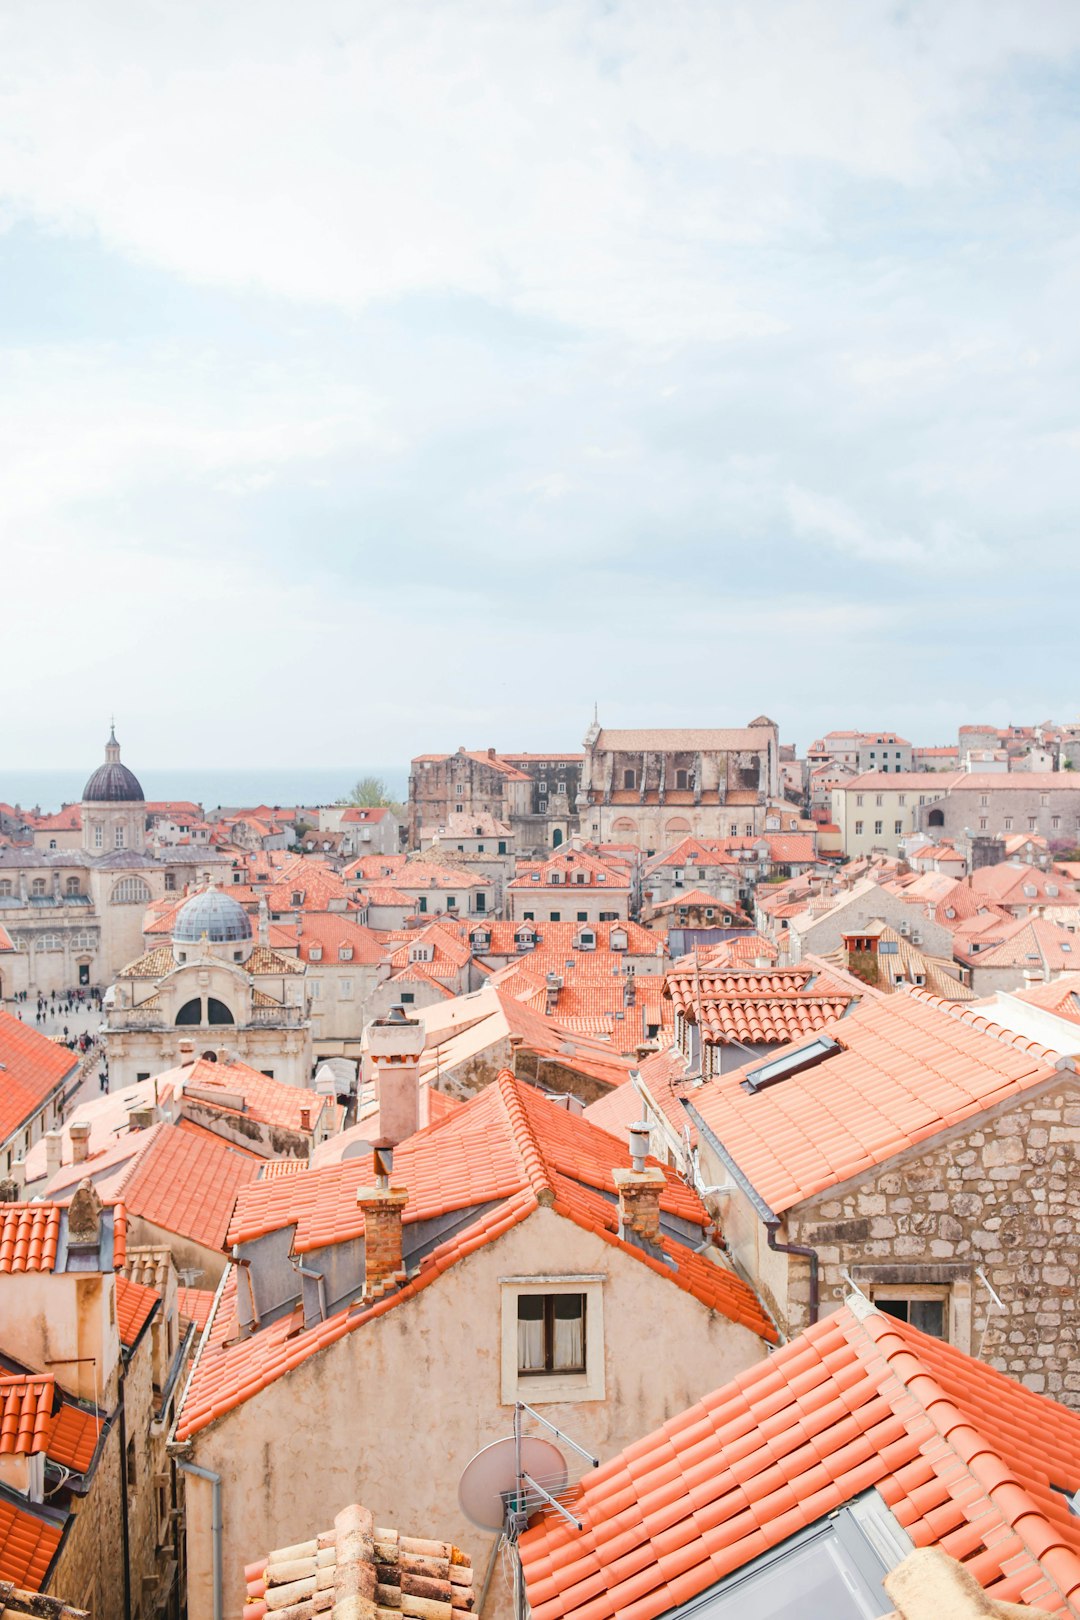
743;1036;840;1094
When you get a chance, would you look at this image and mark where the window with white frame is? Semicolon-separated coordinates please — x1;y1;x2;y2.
338;978;354;999
500;1275;604;1404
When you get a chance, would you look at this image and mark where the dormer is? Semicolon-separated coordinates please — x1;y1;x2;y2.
309;945;323;961
550;871;562;885
339;945;354;961
471;927;491;951
574;927;596;951
409;942;434;963
515;926;536;952
291;890;304;907
610;926;628;952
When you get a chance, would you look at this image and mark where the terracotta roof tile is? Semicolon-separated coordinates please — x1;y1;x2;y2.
0;1206;61;1273
520;1304;1080;1620
114;1272;160;1348
46;1400;104;1475
0;1376;54;1459
686;992;1061;1213
665;962;859;1047
0;1497;63;1590
0;1011;78;1144
114;1124;262;1251
242;1501;474;1620
177;1286;216;1331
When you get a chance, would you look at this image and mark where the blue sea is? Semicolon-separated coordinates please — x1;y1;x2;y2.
0;767;410;815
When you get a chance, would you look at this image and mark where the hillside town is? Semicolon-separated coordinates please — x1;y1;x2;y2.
1;716;1080;1619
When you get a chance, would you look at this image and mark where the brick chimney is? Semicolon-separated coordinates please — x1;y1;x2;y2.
69;1120;91;1165
366;1005;424;1146
612;1122;665;1244
357;1144;408;1296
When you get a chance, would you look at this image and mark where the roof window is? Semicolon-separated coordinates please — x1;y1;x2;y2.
743;1036;840;1094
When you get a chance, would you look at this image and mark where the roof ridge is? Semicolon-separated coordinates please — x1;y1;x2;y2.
861;1309;1080;1611
905;986;1068;1066
494;1071;556;1202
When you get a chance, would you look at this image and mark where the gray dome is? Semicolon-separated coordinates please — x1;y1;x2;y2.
174;888;253;944
83;726;144;803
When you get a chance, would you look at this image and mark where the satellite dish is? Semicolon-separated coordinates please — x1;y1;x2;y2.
458;1435;568;1531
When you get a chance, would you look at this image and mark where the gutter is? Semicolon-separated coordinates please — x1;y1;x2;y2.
682;1096;820;1327
175;1460;223;1620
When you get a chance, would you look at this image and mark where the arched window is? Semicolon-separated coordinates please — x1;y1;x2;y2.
207;998;234;1026
31;879;47;896
66;877;81;896
36;933;63;951
71;931;95;951
927;808;945;828
665;818;692;837
552;829;563;847
112;877;152;905
176;999;202;1025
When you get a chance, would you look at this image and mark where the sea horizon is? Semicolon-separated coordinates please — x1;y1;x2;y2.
0;765;410;815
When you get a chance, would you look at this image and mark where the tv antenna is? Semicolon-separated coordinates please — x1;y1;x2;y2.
458;1403;598;1618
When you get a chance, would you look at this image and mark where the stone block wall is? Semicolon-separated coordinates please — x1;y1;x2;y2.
787;1079;1080;1405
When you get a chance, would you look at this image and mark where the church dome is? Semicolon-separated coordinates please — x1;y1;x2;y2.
174;887;253;945
82;726;144;803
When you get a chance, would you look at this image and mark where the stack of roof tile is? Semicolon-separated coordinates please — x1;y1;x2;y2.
242;1503;474;1620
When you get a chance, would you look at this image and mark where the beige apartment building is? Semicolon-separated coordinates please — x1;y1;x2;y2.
831;772;953;858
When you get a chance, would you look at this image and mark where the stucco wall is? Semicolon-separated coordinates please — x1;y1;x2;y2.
182;1204;769;1620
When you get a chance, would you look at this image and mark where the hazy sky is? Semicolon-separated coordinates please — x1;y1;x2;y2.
2;1;1079;766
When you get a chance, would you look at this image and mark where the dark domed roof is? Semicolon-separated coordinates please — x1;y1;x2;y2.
174;887;253;944
82;727;144;803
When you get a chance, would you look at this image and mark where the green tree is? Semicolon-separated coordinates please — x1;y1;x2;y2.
338;776;402;812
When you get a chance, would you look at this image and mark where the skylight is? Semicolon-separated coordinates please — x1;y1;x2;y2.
742;1036;840;1094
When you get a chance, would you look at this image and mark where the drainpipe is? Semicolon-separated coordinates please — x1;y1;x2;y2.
176;1460;223;1620
767;1219;820;1325
117;1354;133;1620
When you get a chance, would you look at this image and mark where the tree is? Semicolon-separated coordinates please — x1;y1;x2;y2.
338;776;402;812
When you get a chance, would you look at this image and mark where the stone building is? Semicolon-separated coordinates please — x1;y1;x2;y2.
407;748;581;855
918;773;1080;848
0;728;227;995
677;990;1080;1404
579;718;780;851
172;1066;774;1620
105;884;312;1087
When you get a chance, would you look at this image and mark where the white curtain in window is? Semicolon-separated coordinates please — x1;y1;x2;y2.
553;1297;584;1370
517;1299;546;1371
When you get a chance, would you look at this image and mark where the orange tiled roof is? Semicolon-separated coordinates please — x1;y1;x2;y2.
164;1056;331;1134
0;1376;54;1459
178;1285;216;1331
0;1206;61;1273
0;1011;78;1144
520;1303;1080;1620
114;1272;160;1349
46;1400;104;1475
113;1124;262;1252
665;962;859;1047
0;1497;63;1590
686;992;1062;1213
179;1080;773;1441
1009;972;1080;1026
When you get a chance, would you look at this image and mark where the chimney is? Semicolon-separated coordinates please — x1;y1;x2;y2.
366;1005;424;1146
299;1107;311;1132
67;1178;103;1254
178;1038;196;1067
258;895;269;947
45;1130;63;1179
357;1143;408;1296
69;1120;91;1164
612;1123;665;1244
129;1105;155;1131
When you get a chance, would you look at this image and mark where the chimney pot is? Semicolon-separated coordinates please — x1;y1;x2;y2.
628;1122;650;1172
69;1120;92;1164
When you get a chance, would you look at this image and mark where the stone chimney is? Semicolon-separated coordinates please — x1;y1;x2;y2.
129;1104;155;1130
357;1144;408;1296
67;1178;103;1251
366;1005;424;1146
178;1038;197;1067
69;1121;91;1165
612;1123;665;1244
45;1130;63;1179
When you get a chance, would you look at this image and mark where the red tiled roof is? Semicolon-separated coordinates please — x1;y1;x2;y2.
687;992;1062;1213
164;1057;331;1134
1008;972;1080;1026
520;1303;1080;1620
292;911;385;965
0;1206;61;1273
0;1497;62;1590
0;1011;78;1145
178;1286;216;1331
0;1376;54;1459
115;1272;160;1348
114;1125;262;1251
665;962;859;1047
46;1400;104;1474
179;1080;774;1441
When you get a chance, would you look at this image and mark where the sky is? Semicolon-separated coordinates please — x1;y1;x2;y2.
2;0;1079;767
